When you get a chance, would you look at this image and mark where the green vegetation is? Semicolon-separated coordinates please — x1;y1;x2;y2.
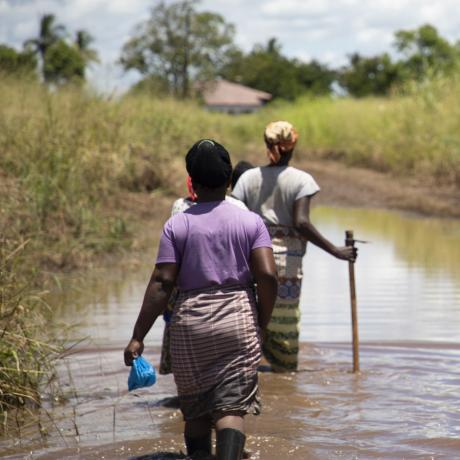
1;234;61;422
221;38;335;100
1;13;99;86
228;24;460;99
120;0;237;98
270;76;460;183
0;45;37;78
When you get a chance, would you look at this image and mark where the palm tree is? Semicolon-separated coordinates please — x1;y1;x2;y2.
74;30;99;64
24;14;66;62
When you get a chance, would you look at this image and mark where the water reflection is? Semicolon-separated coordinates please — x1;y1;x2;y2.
300;207;460;343
312;207;460;277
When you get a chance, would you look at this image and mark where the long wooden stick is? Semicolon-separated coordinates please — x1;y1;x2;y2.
345;230;360;373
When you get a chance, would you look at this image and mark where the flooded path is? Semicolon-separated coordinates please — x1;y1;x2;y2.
2;207;460;459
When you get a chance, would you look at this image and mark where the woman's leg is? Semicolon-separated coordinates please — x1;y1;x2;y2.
262;301;300;372
214;412;246;460
263;232;304;372
184;415;212;456
215;414;244;431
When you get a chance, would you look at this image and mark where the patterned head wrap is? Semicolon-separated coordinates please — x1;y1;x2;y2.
264;121;298;165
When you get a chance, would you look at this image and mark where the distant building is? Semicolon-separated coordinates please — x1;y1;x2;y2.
200;79;272;114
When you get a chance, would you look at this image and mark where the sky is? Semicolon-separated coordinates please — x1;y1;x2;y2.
1;0;460;92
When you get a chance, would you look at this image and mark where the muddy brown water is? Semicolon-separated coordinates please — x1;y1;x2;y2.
2;207;460;459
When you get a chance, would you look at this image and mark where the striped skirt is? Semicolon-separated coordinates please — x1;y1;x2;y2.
170;284;261;421
263;226;306;372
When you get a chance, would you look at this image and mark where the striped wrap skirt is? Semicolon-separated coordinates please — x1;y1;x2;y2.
170;284;261;421
263;226;306;372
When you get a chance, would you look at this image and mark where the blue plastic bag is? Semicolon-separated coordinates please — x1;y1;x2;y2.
128;356;157;391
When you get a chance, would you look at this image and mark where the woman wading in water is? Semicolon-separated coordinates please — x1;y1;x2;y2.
124;139;277;459
232;121;357;372
159;165;250;376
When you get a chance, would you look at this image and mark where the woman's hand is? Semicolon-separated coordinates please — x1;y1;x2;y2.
124;338;144;366
293;197;358;263
333;245;358;262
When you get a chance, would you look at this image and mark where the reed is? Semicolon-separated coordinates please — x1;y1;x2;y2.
0;236;61;422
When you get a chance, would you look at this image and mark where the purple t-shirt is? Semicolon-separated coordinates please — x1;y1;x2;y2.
156;200;272;291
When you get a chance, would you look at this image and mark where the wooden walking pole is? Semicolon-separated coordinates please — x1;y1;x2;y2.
345;230;360;373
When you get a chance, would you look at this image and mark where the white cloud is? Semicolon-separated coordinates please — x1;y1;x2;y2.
261;0;342;17
106;0;146;15
14;18;36;37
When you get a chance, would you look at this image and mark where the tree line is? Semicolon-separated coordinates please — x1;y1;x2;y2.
2;1;460;99
0;13;97;85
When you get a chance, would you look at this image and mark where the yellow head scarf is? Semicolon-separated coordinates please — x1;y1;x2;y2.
264;121;299;165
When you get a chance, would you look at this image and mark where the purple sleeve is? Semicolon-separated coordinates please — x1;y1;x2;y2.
251;216;272;250
156;218;180;264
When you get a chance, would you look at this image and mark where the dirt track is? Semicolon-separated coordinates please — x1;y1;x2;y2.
299;158;460;218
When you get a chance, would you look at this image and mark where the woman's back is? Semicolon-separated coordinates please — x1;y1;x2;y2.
232;166;320;226
157;200;270;291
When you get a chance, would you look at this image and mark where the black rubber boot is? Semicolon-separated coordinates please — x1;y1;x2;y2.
184;432;212;456
216;428;246;460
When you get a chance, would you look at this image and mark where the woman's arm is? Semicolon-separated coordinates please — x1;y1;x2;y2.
124;263;178;366
293;196;357;261
250;247;278;330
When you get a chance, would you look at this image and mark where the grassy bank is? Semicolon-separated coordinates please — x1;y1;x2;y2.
1;74;459;422
269;76;460;185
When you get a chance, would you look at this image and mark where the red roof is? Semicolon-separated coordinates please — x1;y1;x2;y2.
201;79;272;106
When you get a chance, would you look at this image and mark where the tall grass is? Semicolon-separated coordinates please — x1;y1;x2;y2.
268;76;460;184
0;171;62;426
1;239;60;415
1;74;459;423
